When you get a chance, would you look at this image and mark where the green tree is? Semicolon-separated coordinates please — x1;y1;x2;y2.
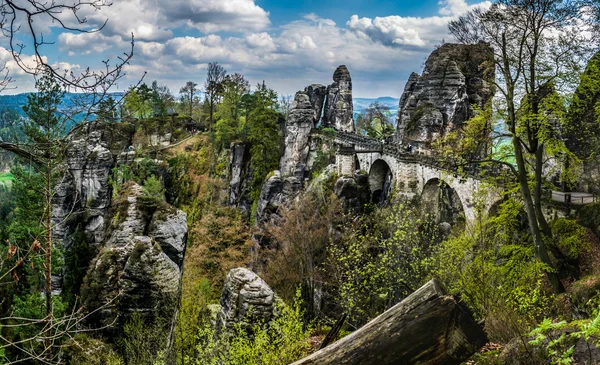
214;73;250;149
179;81;198;120
564;50;600;189
356;102;394;139
124;84;155;119
248;82;281;201
96;96;119;123
328;203;439;327
0;73;68;361
446;0;597;293
151;80;175;118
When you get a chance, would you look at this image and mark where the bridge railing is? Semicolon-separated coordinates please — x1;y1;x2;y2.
311;128;512;181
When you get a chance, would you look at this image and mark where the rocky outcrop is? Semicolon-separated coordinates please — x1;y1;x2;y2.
255;169;304;225
396;42;494;149
565;50;600;193
81;183;187;352
322;65;354;132
229;142;253;214
216;267;276;334
334;172;370;213
280;85;326;177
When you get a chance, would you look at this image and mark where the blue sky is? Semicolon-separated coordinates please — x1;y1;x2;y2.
0;0;490;98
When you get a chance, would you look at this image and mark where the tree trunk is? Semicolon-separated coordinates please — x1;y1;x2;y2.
45;157;53;360
291;279;487;365
513;137;564;293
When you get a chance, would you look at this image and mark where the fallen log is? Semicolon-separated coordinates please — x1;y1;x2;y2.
291;279;487;365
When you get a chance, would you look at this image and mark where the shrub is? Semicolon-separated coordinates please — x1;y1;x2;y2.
432;198;553;343
578;203;600;237
550;218;591;260
62;334;123;365
193;291;312;365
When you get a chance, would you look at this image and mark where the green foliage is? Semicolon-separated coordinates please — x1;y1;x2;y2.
124;83;156;119
248;82;281;202
121;313;170;365
138;175;166;220
565;50;600;162
61;334;124;365
355;102;395;139
192;291;311;365
550;219;590;260
328;202;440;326
578;203;600;237
63;225;93;306
529;319;575;364
433;198;553;342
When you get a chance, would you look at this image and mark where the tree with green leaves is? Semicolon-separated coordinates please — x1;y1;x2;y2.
356;102;394;139
124;83;155;119
179;81;198;120
248;82;281;201
151;80;175;118
214;73;250;149
445;0;599;293
564;50;600;191
0;72;69;362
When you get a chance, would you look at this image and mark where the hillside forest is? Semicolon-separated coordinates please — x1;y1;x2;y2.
2;0;600;364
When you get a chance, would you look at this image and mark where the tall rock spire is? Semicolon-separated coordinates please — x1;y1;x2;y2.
323;65;355;132
395;43;494;149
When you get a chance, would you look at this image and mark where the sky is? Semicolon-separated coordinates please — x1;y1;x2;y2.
0;0;491;98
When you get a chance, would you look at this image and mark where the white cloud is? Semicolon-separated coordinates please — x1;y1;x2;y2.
163;0;271;33
438;0;491;16
347;0;491;48
12;0;495;96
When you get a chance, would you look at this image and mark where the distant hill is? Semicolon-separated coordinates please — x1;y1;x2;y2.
353;97;400;124
0;93;124;134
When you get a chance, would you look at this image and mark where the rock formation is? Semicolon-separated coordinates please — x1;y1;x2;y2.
49;121;188;357
396;42;494;149
279;84;326;177
254;66;353;224
229;142;253;213
81;182;187;350
255;169;304;226
216;267;277;334
322;65;354;132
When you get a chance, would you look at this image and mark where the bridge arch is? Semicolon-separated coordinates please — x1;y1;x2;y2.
369;159;393;203
421;178;466;225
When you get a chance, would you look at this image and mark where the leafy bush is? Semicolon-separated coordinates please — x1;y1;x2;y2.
192;291;311;365
433;198;553;343
550;218;591;260
62;334;124;365
328;202;440;327
578;203;600;237
138;175;166;214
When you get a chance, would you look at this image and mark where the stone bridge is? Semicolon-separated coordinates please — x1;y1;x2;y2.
319;130;504;225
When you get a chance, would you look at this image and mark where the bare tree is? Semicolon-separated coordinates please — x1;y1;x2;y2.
204;62;226;128
0;0;134;92
179;81;198;120
278;95;292;120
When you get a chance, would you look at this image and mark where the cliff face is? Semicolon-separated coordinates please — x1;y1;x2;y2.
81;183;187;347
254;68;351;225
279;84;327;177
395;43;494;148
51;121;187;355
323;65;355;132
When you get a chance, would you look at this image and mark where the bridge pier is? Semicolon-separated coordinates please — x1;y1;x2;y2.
336;145;356;177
